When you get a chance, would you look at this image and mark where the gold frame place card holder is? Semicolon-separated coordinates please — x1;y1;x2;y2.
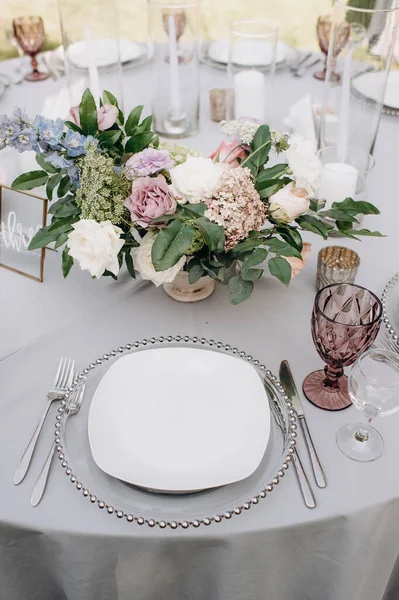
0;185;48;282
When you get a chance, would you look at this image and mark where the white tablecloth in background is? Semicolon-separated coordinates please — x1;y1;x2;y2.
1;56;399;600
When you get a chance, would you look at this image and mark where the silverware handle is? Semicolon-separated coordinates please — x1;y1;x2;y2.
300;417;327;489
292;449;316;509
13;398;53;485
31;441;56;507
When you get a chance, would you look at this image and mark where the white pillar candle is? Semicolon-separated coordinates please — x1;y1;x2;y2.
337;50;353;162
318;163;358;209
85;29;100;104
234;70;266;122
168;15;182;115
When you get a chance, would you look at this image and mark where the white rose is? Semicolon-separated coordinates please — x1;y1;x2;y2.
283;134;321;195
67;220;124;279
268;183;310;224
133;232;186;287
170;156;225;204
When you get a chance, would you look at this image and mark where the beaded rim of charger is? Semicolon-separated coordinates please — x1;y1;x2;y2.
54;336;297;530
381;273;399;350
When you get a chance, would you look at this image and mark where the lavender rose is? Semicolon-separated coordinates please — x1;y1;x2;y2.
125;175;176;228
125;148;174;178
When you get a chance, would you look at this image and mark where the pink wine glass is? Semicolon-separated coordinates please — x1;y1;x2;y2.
303;283;382;411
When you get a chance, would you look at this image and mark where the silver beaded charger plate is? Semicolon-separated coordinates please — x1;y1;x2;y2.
381;274;399;352
55;336;297;530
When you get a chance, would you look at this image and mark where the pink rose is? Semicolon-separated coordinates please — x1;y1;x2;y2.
210;140;246;167
125;175;177;228
68;106;81;128
285;242;312;279
97;104;119;131
67;103;118;131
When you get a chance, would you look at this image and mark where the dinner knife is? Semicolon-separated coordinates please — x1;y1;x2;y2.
279;360;327;489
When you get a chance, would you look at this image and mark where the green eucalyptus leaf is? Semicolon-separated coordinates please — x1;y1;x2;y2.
276;226;303;252
125;105;144;136
319;209;358;223
54;232;69;249
265;238;302;259
296;215;330;239
181;202;207;217
228;276;254;305
97;129;121;149
62;246;74;277
188;260;205;284
36;154;57;174
65;120;84;134
79;88;98;136
309;197;326;212
230;237;263;257
57;175;73;198
136;115;153;132
241;268;263;281
242;248;268;272
52;200;80;218
151;220;195;271
194;217;225;253
258;178;292;198
46;173;62;201
258;163;289;180
28;226;56;250
125;132;155;154
332;198;380;215
268;256;291;286
125;251;135;278
102;90;119;107
12;170;49;191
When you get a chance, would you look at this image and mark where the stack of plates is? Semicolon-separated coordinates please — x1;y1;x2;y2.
57;337;295;529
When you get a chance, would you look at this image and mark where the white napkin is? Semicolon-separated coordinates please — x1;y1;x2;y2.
40;81;86;120
283;94;317;146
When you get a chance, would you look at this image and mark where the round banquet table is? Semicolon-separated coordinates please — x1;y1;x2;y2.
1;55;399;600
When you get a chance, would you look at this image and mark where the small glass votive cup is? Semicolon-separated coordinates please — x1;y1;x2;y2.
209;88;231;122
316;246;360;291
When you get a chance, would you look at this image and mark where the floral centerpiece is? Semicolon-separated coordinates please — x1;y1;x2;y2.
0;89;382;304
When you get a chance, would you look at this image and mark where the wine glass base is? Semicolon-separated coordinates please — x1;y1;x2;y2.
314;70;341;83
303;370;351;411
25;71;49;82
336;423;384;462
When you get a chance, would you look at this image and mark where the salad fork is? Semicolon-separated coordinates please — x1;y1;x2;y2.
13;357;75;485
31;378;86;506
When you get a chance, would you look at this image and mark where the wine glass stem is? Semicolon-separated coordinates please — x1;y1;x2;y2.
355;424;370;442
31;54;39;74
323;365;344;389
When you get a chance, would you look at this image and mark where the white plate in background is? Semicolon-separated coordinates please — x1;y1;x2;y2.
208;38;291;66
88;347;270;493
54;38;143;69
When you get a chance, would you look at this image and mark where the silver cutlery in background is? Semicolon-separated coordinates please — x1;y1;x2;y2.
265;379;316;509
13;357;75;485
279;360;327;489
295;55;321;77
31;378;86;507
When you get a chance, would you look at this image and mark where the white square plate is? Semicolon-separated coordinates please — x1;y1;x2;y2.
88;347;270;493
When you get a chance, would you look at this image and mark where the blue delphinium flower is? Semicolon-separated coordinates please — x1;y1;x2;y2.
45;151;73;170
0;114;21;147
10;127;39;153
62;130;90;157
33;116;64;149
67;165;80;187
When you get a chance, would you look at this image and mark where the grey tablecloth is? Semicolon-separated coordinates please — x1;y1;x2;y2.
1;56;399;600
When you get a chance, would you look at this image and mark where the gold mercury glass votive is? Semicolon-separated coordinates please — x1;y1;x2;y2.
209;89;231;122
316;246;360;290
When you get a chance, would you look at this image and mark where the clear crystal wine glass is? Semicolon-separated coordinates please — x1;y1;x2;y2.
336;349;399;462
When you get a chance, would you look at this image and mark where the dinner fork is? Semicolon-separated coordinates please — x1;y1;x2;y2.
31;378;86;507
13;357;75;485
265;379;316;509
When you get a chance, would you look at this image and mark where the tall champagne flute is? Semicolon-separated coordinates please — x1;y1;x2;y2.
13;17;49;82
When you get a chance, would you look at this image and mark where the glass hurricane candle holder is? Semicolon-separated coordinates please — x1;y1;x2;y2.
303;283;382;411
319;1;399;157
13;17;49;82
228;19;278;123
148;0;201;138
58;0;123;108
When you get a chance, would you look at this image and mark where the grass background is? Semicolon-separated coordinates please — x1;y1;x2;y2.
0;0;332;60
